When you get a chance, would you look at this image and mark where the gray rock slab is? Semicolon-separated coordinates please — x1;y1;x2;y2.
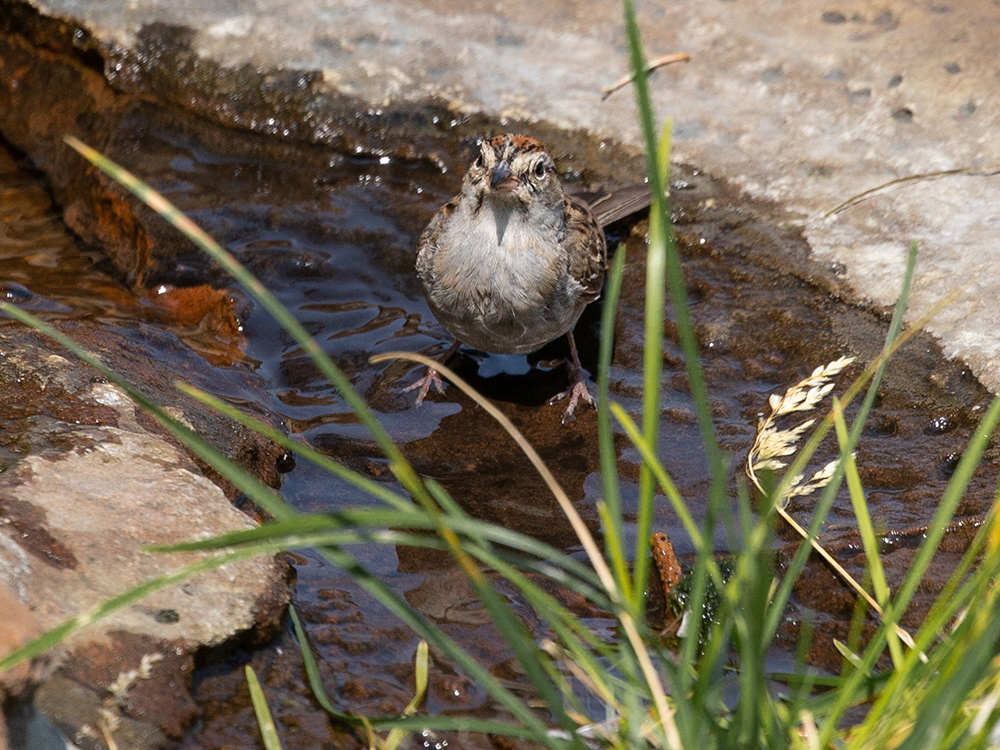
27;0;1000;390
0;348;287;646
0;334;289;745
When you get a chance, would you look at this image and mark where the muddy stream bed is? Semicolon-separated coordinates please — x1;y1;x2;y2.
2;98;997;747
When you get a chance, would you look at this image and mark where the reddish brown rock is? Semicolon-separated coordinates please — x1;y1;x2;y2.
0;583;43;697
0;584;43;750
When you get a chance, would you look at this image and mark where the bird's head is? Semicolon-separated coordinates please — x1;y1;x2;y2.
463;134;560;208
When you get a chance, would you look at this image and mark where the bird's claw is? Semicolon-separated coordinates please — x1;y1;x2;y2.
549;372;597;424
403;367;445;404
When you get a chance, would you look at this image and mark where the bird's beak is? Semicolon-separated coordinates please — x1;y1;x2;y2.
489;160;518;191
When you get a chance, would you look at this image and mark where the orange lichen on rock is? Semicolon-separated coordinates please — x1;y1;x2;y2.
148;284;245;365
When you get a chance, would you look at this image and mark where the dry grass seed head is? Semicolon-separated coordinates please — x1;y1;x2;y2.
747;357;855;498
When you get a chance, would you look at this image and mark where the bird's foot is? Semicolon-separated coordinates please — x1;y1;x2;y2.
403;367;445;404
549;369;597;424
403;340;461;405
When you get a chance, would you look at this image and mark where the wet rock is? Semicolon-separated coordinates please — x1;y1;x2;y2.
0;13;154;287
0;583;43;687
0;96;293;746
0;2;420;290
37;632;196;748
0;330;290;746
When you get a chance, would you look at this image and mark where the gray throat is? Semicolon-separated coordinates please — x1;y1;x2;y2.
492;203;511;246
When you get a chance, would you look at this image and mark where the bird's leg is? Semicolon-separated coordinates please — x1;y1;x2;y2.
548;331;596;423
404;340;462;404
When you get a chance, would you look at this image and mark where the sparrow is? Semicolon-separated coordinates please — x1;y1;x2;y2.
411;133;648;422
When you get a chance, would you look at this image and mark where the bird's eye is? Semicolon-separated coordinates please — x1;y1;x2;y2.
474;153;485;169
534;160;547;178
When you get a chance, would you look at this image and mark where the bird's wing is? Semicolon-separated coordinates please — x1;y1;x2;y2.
584;184;653;227
415;194;459;283
565;194;607;304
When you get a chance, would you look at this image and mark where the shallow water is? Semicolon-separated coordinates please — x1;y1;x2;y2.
1;113;995;746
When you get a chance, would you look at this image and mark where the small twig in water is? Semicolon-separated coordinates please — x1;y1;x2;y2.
824;166;1000;217
602;52;691;100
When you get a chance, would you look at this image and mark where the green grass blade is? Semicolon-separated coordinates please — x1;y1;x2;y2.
830;398;902;668
165;525;619;636
246;665;286;750
818;395;1000;747
597;247;631;598
764;244;920;644
470;553;622;709
0;546;275;673
288;604;360;723
150;509;607;601
311;544;573;749
889;568;1000;750
421;477;467;518
462;579;584;745
364;714;551;737
178;529;574;746
622;0;669;609
384;641;429;750
855;510;1000;747
622;0;726;615
887;394;1000;621
611;403;727;591
902;498;999;652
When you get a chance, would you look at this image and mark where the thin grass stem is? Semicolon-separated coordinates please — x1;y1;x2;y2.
597;247;632;598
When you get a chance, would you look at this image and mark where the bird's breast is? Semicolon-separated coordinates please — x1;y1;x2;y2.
420;202;588;353
432;212;564;316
